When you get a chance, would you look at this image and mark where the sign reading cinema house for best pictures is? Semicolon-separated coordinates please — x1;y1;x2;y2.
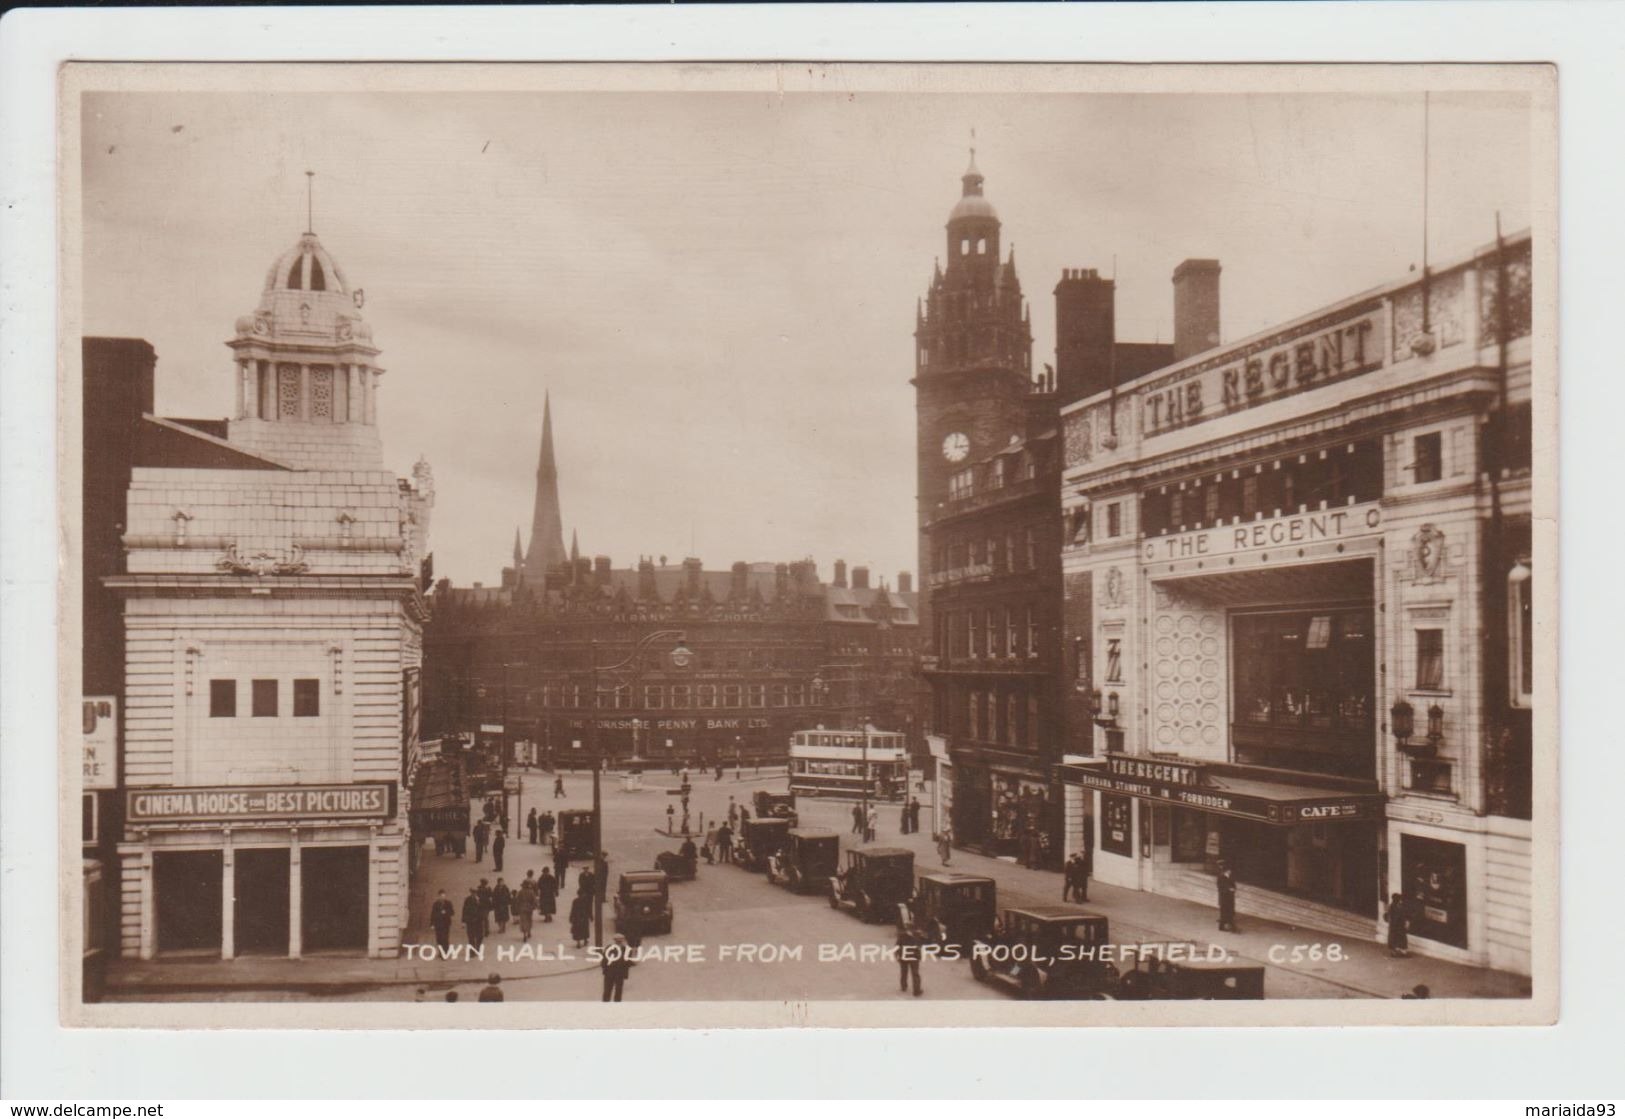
126;783;394;824
1144;502;1383;563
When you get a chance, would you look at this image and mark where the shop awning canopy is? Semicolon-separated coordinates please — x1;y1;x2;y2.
1058;758;1384;826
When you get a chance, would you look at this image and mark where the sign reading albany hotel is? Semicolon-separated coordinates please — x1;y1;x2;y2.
127;782;395;824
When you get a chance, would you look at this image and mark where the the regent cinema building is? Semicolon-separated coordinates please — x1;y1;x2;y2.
1058;232;1536;975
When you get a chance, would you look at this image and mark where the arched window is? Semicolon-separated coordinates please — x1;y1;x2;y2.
286;257;303;290
309;256;326;291
961;238;970;255
977;237;987;254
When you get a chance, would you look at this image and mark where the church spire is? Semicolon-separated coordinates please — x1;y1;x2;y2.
524;393;569;577
512;527;524;569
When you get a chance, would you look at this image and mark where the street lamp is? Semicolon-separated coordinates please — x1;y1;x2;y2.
589;629;689;948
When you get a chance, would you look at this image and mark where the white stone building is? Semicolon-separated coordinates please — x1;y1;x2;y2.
1056;232;1536;976
108;229;434;960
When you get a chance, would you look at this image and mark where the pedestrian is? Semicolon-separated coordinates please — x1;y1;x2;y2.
553;838;569;890
444;990;459;1003
701;824;716;864
415;986;428;1003
541;810;555;843
537;866;558;923
478;973;504;1002
516;877;536;942
727;797;738;828
493;877;512;934
865;805;878;843
1385;893;1412;957
937;826;953;866
715;763;724;781
569;891;592;949
1402;984;1431;1000
601;933;635;1002
596;852;611;900
527;807;539;845
666;803;675;833
492;827;506;873
738;804;750;827
577;864;596;899
429;889;455;954
1080;833;1093;902
473;818;489;864
716;822;733;864
852;803;865;835
477;878;494;934
896;922;925;997
461;887;485;950
908;797;922;835
554;776;566;799
899;800;911;835
1216;859;1239;932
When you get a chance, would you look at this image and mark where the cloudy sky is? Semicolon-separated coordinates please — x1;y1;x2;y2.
80;82;1534;586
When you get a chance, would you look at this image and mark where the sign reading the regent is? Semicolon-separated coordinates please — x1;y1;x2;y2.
127;782;393;823
1141;308;1381;436
1108;753;1205;788
1143;502;1382;563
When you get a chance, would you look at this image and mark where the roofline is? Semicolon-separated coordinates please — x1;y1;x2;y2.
142;414;295;470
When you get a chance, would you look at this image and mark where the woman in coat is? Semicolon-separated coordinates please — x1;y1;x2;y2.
1386;892;1411;957
568;890;592;948
515;879;536;942
537;866;558;923
492;878;512;934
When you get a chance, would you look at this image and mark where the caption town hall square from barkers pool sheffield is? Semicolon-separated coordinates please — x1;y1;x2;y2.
77;104;1537;1007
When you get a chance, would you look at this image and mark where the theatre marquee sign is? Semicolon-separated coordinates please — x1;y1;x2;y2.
127;783;395;824
1066;754;1381;826
1143;502;1382;563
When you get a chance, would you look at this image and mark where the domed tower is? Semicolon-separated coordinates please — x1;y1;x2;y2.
913;151;1034;633
226;228;385;471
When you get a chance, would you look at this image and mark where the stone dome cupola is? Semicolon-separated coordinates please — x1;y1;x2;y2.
945;148;1001;272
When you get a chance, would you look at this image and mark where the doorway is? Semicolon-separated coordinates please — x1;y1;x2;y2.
233;848;290;955
301;846;369;953
154;850;222;955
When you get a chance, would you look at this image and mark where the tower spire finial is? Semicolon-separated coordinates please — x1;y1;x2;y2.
525;393;568;575
305;171;315;235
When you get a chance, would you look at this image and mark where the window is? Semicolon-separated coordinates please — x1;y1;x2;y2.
644;685;664;709
1415;629;1445;691
722;684;742;708
1510;559;1533;707
990;458;1005;489
1106;502;1122;538
671;685;691;709
949;470;974;500
1006;608;1018;659
1025;527;1037;570
309;256;326;292
293;678;320;717
969;610;981;657
209;679;236;718
697;684;717;709
748;684;766;709
1006;693;1019;746
969;691;981;739
985;611;997;658
251;679;278;717
1242;474;1261;519
1105;638;1122;683
789;683;806;707
1204;484;1220;524
1027;694;1039;747
1412;431;1443;483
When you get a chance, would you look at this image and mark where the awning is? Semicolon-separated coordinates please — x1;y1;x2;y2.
1057;759;1383;825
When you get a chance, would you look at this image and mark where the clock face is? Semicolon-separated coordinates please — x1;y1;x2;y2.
942;431;970;463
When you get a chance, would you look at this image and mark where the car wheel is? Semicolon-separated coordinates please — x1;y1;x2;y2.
1018;969;1042;1000
827;887;840;909
970;957;987;982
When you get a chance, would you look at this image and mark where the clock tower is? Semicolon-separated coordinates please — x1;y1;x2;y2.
912;152;1034;636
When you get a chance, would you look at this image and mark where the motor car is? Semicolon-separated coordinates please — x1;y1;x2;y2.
612;871;674;937
556;808;597;859
1115;955;1266;1000
752;789;798;823
769;828;840;893
653;841;699;882
735;817;792;872
828;847;915;923
908;873;996;949
968;906;1117;999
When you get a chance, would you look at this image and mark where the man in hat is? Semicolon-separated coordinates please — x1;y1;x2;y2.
478;973;504;1002
601;933;636;1002
428;889;455;953
1216;859;1239;932
461;887;485;951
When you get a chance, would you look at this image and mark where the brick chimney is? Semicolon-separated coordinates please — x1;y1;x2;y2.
593;555;611;586
1172;258;1222;362
851;565;871;590
730;561;748;599
1053;267;1116;406
774;563;790;597
682;556;703;596
637;556;657;600
833;559;848;588
897;571;913;594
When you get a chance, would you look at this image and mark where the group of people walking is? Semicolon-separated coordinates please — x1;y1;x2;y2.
897;796;924;834
850;803;880;843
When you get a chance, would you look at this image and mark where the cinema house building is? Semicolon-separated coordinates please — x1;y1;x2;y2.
1057;231;1534;974
106;225;435;961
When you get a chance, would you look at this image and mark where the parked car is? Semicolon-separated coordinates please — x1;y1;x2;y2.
654;842;699;882
557;808;597;859
1115;956;1266;1000
612;871;673;937
752;789;798;823
829;847;915;923
969;906;1117;999
735;817;792;872
769;828;840;893
908;873;997;949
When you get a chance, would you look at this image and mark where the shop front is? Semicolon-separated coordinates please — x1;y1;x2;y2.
118;782;401;960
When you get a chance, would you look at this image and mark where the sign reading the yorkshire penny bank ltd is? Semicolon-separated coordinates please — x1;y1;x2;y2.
1143;502;1382;563
127;783;394;824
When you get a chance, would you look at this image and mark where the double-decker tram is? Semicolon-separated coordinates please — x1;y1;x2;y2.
787;727;908;801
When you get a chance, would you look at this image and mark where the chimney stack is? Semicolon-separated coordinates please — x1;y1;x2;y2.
833;559;848;588
682;556;703;596
897;571;913;595
774;563;790;598
851;565;871;590
593;555;611;586
1053;267;1117;406
637;556;657;600
730;561;748;600
1172;258;1222;362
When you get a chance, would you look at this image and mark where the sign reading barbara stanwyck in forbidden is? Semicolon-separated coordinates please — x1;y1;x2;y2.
126;783;394;823
56;59;1555;1031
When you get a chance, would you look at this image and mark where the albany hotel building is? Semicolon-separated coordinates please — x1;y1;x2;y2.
103;225;435;961
1057;231;1535;975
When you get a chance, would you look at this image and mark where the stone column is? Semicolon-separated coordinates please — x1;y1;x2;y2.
366;829;380;958
347;365;360;422
137;846;156;960
235;362;247;419
220;831;236;960
288;828;303;959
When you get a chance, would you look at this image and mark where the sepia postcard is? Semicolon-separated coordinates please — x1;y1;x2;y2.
58;60;1558;1029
